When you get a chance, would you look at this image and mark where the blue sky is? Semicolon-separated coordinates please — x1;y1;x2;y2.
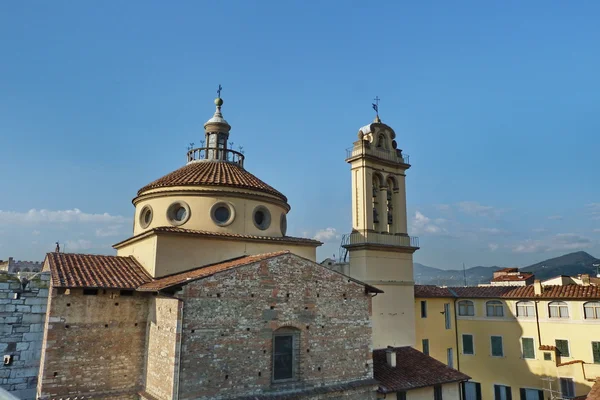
1;1;599;269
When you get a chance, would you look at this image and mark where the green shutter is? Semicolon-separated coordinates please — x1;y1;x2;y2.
522;338;535;359
506;386;512;400
593;342;600;364
463;335;474;354
520;388;526;400
556;340;570;357
423;339;430;356
492;336;503;356
476;383;482;400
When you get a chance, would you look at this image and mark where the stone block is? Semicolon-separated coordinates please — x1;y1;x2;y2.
37;289;49;297
22;332;42;342
31;305;46;314
16;342;29;351
10;367;38;378
24;297;47;305
21;314;44;324
16;305;31;313
29;323;43;333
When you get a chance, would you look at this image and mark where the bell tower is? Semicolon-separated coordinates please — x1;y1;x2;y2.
342;109;419;349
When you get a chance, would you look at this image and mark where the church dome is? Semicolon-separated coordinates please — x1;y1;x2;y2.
137;160;287;202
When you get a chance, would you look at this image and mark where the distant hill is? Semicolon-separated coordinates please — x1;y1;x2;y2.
414;251;600;286
522;251;600;280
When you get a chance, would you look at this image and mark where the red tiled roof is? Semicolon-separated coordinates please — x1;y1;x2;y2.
137;161;287;202
539;345;557;351
138;251;290;291
373;346;470;393
492;273;534;282
113;226;322;249
45;252;152;289
496;267;519;273
138;251;384;294
586;378;600;400
415;284;600;300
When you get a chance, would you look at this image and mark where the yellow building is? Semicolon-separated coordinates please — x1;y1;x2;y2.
415;282;600;400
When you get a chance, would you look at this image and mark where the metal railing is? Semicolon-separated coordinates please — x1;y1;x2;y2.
187;147;245;167
341;231;419;248
345;144;410;165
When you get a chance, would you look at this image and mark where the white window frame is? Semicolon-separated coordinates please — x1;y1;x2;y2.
462;333;475;355
584;302;600;319
559;377;575;399
548;301;569;319
458;300;475;317
516;301;535;318
520;337;536;359
486;300;504;317
491;335;504;357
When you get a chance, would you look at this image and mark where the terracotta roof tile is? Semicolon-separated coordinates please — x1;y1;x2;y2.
539;345;557;351
373;346;470;392
45;252;152;289
586;378;600;400
138;251;383;294
415;284;600;300
113;226;322;249
137;161;287;202
138;251;290;291
492;273;534;282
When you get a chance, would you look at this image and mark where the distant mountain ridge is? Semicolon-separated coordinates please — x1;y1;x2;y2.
414;251;600;286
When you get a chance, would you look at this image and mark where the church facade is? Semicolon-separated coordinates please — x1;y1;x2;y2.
34;95;469;400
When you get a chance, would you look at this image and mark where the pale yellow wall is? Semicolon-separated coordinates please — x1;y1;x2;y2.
116;235;158;276
119;233;317;278
387;382;460;400
348;249;414;282
133;187;288;237
414;297;456;364
415;296;600;399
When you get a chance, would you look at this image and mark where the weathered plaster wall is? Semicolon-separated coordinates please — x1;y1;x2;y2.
0;272;50;400
177;253;376;400
142;296;182;400
37;288;149;400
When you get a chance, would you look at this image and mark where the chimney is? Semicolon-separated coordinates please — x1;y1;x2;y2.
534;280;542;295
386;346;397;367
581;274;591;286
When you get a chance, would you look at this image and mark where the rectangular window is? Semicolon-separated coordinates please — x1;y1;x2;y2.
517;302;535;317
422;339;430;356
397;392;407;400
543;352;552;361
560;378;575;399
273;334;295;381
494;385;512;400
522;338;535;359
555;339;570;357
491;336;504;357
421;300;428;318
520;388;544;400
83;289;99;296
464;382;482;400
444;303;451;329
463;334;474;355
434;384;443;400
447;348;454;368
593;342;600;364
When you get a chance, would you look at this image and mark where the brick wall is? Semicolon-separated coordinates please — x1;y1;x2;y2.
37;287;149;399
142;296;182;400
0;272;50;400
176;253;376;399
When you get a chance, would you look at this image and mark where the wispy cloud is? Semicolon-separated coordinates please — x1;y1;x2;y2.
457;201;500;217
32;230;41;236
95;225;126;237
0;209;127;225
411;211;448;235
64;239;93;251
512;233;592;254
532;228;547;233
480;228;510;236
547;215;563;220
313;228;340;242
488;243;499;252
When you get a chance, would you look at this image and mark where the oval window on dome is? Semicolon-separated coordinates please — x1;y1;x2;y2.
253;206;271;231
211;202;235;227
167;201;191;226
280;213;287;236
139;205;153;228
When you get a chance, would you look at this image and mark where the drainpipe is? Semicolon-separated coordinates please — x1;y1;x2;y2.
453;298;460;372
534;301;542;347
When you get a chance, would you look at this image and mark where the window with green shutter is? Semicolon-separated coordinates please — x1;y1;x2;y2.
522;338;535;359
463;334;474;355
555;339;570;357
592;342;600;363
491;336;504;357
422;339;430;356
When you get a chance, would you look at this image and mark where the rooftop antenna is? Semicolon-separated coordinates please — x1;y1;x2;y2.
55;241;60;253
463;263;467;286
187;142;195;151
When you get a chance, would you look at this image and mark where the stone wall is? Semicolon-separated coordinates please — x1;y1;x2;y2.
142;296;182;400
0;272;50;400
176;253;376;400
37;287;149;399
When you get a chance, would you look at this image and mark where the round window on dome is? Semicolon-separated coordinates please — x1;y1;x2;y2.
252;206;271;231
167;201;191;226
139;205;153;229
210;202;235;227
280;213;287;236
